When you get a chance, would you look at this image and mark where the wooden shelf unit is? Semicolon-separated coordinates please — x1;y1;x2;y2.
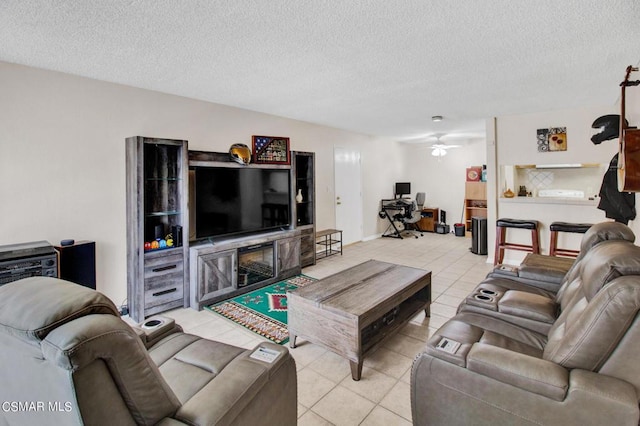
464;182;487;234
126;137;189;322
291;151;316;267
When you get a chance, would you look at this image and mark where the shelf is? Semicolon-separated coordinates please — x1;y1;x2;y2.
146;211;181;217
144;246;183;257
317;239;341;246
361;286;430;352
127;136;189;323
500;197;598;206
315;229;342;260
464;181;487;236
292;151;316;268
316;249;342;259
515;163;601;169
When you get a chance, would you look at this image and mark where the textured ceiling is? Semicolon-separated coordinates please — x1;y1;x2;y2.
1;1;639;141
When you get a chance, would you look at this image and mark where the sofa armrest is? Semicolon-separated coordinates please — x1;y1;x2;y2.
466;343;568;401
412;351;639;425
486;267;564;293
518;265;565;286
173;342;296;425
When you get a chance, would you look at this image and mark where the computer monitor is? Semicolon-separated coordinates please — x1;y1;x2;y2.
394;182;411;199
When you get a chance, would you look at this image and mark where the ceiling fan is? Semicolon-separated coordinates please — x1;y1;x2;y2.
429;134;461;157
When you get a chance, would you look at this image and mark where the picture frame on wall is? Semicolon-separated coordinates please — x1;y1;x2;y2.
252;135;291;164
537;127;567;152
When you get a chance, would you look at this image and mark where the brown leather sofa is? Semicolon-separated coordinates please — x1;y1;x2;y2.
456;222;638;334
412;226;640;425
486;221;636;292
0;277;297;426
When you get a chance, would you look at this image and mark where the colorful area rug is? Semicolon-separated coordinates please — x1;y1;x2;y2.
205;275;316;344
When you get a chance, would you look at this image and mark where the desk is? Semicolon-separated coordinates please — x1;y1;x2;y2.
417;208;439;233
380;199;412;239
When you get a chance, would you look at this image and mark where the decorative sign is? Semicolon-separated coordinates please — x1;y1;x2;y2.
466;166;482;182
252;136;291;164
537;127;567;152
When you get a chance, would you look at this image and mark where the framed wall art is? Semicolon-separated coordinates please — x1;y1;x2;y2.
252;135;291;164
537;127;567;152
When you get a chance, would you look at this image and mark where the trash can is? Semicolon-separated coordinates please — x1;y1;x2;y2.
471;217;488;255
454;223;465;237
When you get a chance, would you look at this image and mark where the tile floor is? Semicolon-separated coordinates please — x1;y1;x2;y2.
163;232;494;425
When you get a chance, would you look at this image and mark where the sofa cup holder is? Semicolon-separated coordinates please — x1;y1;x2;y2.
479;289;497;296
142;318;165;329
474;294;494;302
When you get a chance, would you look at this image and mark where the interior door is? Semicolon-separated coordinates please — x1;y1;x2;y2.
334;147;363;245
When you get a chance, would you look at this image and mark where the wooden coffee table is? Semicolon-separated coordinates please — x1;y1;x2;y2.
287;260;431;380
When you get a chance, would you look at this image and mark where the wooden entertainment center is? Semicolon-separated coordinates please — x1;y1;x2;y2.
189;229;301;309
126;137;315;322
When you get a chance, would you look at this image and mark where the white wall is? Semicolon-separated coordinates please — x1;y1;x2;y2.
3;60;637;304
490;102;640;264
0;61;401;305
401;139;487;226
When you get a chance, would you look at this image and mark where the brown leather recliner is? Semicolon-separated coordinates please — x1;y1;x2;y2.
412;238;640;425
0;277;297;426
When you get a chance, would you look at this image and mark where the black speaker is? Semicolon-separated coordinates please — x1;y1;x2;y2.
55;240;96;289
440;210;447;224
171;225;183;247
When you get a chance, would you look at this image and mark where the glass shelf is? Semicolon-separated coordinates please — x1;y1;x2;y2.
145;177;181;181
143;245;182;255
146;211;181;217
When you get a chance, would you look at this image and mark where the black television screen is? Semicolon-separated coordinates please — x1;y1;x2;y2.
395;182;411;198
193;167;291;239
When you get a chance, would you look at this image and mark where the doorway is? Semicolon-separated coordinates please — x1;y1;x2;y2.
334;147;363;245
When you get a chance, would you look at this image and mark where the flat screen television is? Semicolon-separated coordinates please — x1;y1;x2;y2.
395;182;411;198
191;166;291;240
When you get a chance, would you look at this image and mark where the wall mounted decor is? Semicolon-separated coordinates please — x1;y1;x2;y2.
537;127;567;152
252;136;291;164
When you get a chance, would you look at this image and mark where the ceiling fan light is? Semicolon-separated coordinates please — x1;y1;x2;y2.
431;147;447;157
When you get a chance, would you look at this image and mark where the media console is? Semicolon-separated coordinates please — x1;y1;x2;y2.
189;229;302;310
126;144;314;320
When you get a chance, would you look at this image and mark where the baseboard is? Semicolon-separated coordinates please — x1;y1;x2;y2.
363;233;382;242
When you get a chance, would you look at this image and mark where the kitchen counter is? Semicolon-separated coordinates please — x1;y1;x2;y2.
500;197;599;206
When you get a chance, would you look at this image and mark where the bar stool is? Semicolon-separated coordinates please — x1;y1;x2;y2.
549;222;593;258
494;218;540;265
